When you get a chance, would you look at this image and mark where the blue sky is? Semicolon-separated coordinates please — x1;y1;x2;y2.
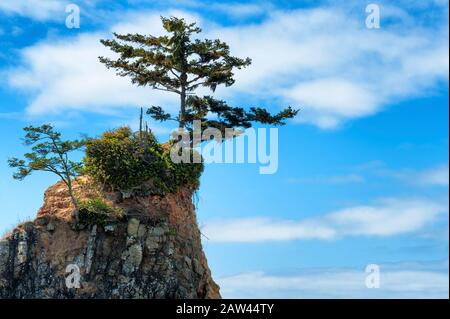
0;0;448;298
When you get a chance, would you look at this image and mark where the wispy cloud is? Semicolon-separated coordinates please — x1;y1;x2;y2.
203;198;448;242
211;5;449;128
415;165;449;187
217;260;449;298
5;2;449;129
0;0;68;21
363;162;450;187
6;11;196;117
206;2;269;19
287;174;365;185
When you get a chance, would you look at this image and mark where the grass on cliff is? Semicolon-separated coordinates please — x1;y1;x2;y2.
77;197;124;227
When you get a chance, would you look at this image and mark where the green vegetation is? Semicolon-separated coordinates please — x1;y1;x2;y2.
78;198;123;227
84;126;203;193
8;124;85;210
8;16;298;223
99;16;298;143
168;226;178;237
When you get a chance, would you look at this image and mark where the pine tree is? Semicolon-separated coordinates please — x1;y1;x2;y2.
99;16;298;142
8;125;85;212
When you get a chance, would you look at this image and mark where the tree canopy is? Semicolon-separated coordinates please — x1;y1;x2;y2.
8;124;85;209
99;16;298;140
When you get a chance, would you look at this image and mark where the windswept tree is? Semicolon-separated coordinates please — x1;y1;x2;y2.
99;16;298;142
8;125;85;212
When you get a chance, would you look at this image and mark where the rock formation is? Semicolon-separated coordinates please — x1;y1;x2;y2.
0;179;220;298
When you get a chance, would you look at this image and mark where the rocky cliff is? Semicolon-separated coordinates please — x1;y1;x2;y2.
0;179;220;299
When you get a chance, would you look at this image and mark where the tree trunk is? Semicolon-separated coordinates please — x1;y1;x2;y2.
139;107;143;140
65;178;79;222
179;88;186;129
179;58;188;129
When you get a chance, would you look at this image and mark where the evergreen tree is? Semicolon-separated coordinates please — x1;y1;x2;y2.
99;16;298;142
8;125;85;211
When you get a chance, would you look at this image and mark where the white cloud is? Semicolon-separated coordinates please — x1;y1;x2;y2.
6;10;200;117
217;260;449;298
5;4;449;128
287;173;365;185
0;0;68;21
373;163;449;187
208;3;268;19
203;198;447;242
282;79;379;128
110;10;200;35
204;217;337;242
327;198;445;236
8;25;176;116
416;165;449;187
208;6;449;128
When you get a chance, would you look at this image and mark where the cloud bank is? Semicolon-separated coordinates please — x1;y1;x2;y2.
217;260;449;298
414;165;449;187
5;2;449;128
366;163;450;187
0;0;68;21
203;198;448;242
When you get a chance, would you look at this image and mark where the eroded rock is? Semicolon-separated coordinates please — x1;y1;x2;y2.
127;218;140;237
0;180;220;299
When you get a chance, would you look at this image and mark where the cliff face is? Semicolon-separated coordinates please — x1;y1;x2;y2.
0;180;220;299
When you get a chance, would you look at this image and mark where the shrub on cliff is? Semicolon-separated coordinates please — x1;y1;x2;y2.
78;198;123;226
8;124;85;213
84;127;203;194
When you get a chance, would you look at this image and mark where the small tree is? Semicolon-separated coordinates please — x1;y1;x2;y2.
99;16;298;142
8;124;85;211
